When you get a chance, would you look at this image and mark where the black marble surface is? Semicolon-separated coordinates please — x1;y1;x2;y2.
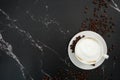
0;0;120;80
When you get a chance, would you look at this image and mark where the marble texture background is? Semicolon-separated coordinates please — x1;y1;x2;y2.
0;0;120;80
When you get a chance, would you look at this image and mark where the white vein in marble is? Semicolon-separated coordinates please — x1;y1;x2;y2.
0;34;26;80
109;0;120;12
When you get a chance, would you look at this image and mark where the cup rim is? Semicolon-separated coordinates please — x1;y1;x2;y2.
75;36;104;65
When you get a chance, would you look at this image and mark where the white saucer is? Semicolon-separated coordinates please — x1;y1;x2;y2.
68;31;108;70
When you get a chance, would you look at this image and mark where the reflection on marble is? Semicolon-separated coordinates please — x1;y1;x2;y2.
0;0;120;80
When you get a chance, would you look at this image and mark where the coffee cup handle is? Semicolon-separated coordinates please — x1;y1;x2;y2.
103;54;109;59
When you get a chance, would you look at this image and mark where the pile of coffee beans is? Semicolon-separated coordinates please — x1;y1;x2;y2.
80;0;114;36
42;69;89;80
70;35;85;53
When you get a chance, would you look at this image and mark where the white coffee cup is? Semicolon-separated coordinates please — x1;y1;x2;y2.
68;31;109;70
